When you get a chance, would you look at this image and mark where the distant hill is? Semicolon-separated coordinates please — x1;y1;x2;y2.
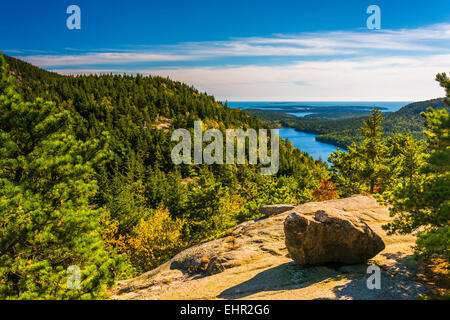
1;53;328;277
246;98;448;149
4;55;60;82
391;98;445;117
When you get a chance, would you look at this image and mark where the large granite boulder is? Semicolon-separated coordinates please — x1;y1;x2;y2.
284;208;385;265
113;196;426;300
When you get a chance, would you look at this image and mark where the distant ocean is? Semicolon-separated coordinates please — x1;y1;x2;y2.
227;101;411;113
227;101;412;162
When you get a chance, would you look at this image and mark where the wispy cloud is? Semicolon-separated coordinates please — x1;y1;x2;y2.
18;23;450;67
130;54;450;101
13;23;450;100
23;52;195;67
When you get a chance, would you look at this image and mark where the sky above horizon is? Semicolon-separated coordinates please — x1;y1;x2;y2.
2;0;450;101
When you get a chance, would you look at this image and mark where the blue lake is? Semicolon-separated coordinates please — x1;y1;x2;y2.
277;128;340;163
228;101;409;162
286;112;313;117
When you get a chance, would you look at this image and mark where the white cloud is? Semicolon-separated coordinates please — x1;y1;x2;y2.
50;53;450;101
22;52;194;67
27;23;450;100
21;23;450;66
131;54;450;101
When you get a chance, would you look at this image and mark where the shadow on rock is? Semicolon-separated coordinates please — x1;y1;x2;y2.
321;254;428;300
218;254;428;300
218;262;342;299
326;273;427;300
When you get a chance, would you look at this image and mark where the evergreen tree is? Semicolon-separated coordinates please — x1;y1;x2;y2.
358;108;390;193
1;54;328;289
329;108;390;195
382;73;450;263
329;143;365;197
386;133;426;186
0;54;129;299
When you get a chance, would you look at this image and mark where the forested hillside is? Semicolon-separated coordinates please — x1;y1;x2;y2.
5;55;61;82
246;99;448;149
2;54;448;299
0;54;328;298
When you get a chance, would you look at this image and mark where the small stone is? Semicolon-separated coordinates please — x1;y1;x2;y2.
315;210;328;222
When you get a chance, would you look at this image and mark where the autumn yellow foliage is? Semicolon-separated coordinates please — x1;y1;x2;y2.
101;206;185;274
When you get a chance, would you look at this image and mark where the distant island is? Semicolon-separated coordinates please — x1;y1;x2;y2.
244;98;448;149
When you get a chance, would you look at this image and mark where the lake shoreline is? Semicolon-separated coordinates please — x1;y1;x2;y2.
229;101;410;161
277;127;340;163
278;125;348;149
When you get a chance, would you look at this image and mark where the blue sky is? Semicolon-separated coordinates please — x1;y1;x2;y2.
1;0;450;101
